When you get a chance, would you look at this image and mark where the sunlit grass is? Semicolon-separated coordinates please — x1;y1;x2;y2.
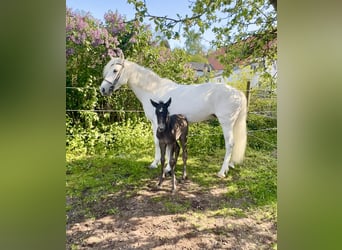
66;144;276;223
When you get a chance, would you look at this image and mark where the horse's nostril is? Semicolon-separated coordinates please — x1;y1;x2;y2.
101;88;105;93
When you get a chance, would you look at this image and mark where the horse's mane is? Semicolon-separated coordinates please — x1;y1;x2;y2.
126;60;178;91
131;61;176;85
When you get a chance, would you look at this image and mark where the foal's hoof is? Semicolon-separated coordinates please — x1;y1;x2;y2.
217;172;226;178
180;176;187;183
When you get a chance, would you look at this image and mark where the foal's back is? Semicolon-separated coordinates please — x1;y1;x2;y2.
170;114;188;140
157;114;188;144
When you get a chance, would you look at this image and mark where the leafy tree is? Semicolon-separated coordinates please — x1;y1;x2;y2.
184;29;204;55
127;0;277;75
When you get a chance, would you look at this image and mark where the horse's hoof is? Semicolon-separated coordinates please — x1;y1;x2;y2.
149;163;158;169
217;172;226;178
164;165;171;173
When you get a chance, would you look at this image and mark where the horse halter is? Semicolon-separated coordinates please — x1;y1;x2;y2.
104;59;125;87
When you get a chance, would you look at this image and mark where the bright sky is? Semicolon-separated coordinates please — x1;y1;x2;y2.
65;0;214;49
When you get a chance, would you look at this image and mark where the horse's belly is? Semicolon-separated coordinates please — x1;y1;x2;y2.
184;113;214;123
171;101;215;122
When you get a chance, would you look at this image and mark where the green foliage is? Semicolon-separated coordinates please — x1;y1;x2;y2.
189;54;208;63
66;9;199;155
132;46;196;84
188;121;224;154
184;29;205;55
66;117;153;157
127;0;277;75
66;6;277;157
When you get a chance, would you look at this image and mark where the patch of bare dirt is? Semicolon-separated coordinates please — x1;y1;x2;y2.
66;179;276;249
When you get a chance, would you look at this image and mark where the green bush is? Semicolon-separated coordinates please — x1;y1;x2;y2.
65;10;277;158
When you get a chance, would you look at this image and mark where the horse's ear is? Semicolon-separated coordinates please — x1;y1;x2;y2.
113;48;124;60
150;99;158;108
120;51;125;60
166;97;172;107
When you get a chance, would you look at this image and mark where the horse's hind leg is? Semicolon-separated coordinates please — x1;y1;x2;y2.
180;136;188;180
217;120;234;178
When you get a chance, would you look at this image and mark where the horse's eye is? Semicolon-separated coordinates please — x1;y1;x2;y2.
113;69;118;73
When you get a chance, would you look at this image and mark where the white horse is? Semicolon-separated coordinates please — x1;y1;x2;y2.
99;53;247;178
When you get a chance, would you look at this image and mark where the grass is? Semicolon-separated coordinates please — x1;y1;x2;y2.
66;143;277;223
66;124;277;249
66;154;156;201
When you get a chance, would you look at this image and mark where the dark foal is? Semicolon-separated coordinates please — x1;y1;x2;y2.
150;97;188;194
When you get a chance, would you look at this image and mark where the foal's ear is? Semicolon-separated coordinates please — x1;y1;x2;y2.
166;97;172;107
150;99;158;108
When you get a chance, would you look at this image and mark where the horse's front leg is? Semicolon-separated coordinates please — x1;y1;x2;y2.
149;122;161;169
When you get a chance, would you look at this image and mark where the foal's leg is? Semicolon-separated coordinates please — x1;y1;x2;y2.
217;120;235;178
149;122;161;169
163;145;172;175
170;143;180;194
158;143;167;187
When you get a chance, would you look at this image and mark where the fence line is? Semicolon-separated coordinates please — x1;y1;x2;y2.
248;112;277;120
65;127;276;136
248;134;277;148
66;85;277;149
66;128;277;149
66;86;276;92
66;109;145;113
66;110;277;121
66;109;276;113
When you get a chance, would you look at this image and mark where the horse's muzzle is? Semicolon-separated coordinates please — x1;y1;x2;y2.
99;83;114;96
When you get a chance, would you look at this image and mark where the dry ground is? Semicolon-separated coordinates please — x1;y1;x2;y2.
67;177;276;249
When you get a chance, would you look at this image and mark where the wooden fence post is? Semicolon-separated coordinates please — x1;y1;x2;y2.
245;80;251;109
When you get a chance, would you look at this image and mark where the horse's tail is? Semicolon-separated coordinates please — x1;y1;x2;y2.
231;92;247;164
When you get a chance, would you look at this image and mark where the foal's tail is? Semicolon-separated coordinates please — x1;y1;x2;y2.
231;92;247;164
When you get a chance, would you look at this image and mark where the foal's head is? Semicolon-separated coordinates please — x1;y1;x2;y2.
150;97;172;133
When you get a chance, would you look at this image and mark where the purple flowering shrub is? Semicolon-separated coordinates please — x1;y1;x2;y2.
66;8;198;154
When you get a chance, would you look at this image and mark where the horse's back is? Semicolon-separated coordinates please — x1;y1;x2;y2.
166;83;244;122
